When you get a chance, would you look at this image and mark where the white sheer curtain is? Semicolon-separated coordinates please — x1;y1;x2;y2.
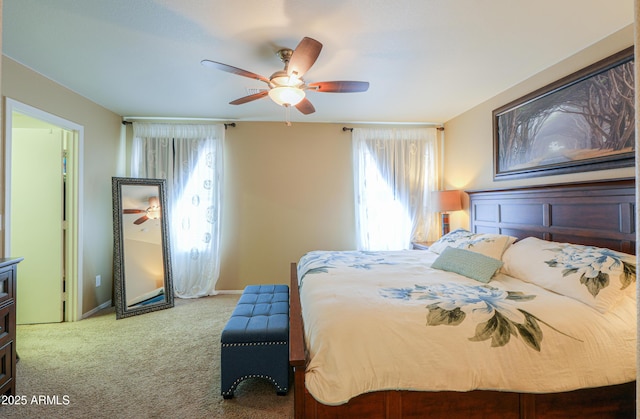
353;127;439;250
131;123;224;298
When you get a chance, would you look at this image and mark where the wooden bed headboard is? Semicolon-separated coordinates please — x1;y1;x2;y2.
467;178;636;255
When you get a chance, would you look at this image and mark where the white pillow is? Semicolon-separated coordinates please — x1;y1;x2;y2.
502;237;636;313
429;228;517;260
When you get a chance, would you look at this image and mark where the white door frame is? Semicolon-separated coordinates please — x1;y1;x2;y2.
4;97;84;322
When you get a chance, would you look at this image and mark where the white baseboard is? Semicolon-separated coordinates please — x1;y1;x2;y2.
216;290;243;295
82;299;112;319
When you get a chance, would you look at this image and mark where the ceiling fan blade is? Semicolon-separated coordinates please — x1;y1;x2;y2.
123;209;145;214
229;90;269;105
287;37;323;78
134;215;149;225
307;81;370;93
201;60;270;84
295;98;316;115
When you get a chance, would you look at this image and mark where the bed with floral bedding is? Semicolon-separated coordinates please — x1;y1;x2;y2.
289;178;636;419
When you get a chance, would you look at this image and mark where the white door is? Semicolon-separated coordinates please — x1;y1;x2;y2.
11;124;65;324
4;99;84;323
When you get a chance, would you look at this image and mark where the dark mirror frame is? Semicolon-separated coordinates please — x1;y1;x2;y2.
112;177;174;319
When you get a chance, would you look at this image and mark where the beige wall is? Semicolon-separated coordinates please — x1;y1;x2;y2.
2;57;121;316
219;121;357;290
444;24;636;231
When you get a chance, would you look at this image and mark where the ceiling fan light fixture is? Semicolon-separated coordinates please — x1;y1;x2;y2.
203;36;369;115
146;206;161;220
270;71;303;88
269;86;305;106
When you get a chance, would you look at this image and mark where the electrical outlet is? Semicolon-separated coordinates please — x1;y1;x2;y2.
96;275;101;287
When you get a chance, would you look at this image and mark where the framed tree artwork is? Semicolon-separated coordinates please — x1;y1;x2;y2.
493;47;634;180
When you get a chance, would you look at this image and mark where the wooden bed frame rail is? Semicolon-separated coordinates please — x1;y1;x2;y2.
289;262;307;417
289;178;637;418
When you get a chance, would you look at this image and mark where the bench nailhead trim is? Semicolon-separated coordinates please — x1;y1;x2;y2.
222;341;287;347
222;374;288;395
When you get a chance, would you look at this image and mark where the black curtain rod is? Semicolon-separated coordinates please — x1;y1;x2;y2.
342;126;444;132
121;121;236;129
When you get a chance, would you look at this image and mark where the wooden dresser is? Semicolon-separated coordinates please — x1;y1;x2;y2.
0;258;23;396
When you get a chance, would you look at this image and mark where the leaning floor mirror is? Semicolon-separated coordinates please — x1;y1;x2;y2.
112;177;174;319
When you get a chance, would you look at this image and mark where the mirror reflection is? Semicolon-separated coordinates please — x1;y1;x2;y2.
112;177;174;319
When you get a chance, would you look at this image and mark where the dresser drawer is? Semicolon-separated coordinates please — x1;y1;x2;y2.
0;268;15;308
0;304;14;349
0;340;14;395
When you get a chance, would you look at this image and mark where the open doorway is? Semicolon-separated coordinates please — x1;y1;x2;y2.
4;98;83;323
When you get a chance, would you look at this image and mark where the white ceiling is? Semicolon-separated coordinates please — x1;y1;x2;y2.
3;1;634;124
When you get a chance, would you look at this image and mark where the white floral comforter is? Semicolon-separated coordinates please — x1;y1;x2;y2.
297;250;637;406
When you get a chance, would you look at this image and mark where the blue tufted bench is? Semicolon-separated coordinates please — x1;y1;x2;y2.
221;284;290;399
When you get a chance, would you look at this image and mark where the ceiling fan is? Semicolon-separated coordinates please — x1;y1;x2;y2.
123;196;161;225
201;37;369;115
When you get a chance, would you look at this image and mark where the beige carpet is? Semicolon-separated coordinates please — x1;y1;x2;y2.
1;294;294;418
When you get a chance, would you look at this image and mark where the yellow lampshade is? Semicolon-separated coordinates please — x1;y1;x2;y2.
268;86;305;106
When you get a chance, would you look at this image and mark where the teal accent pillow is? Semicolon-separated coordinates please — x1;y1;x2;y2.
431;246;504;283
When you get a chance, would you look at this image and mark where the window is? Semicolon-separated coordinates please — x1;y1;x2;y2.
131;123;224;297
353;127;439;250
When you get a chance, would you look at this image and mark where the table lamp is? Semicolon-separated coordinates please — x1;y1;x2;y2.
432;190;462;236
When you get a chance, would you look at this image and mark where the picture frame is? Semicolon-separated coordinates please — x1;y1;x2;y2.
493;47;635;180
